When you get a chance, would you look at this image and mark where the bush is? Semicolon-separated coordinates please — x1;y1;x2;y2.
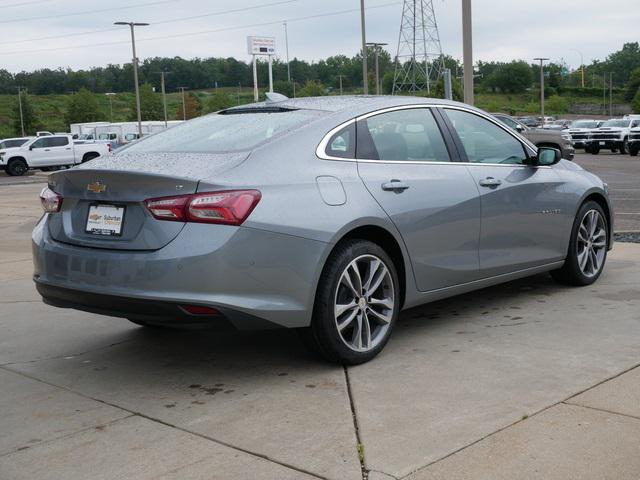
297;80;326;97
633;89;640;113
273;81;294;98
545;95;569;114
206;92;235;113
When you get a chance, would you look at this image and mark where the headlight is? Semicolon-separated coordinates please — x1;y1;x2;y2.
561;133;571;141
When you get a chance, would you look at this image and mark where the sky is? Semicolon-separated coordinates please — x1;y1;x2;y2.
0;0;638;73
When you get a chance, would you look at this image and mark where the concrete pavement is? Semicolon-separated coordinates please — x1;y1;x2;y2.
1;183;639;480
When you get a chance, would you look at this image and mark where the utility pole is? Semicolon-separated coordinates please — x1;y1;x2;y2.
105;93;116;123
283;21;291;83
177;86;188;121
337;75;346;95
17;86;25;136
360;0;368;94
154;71;170;128
252;55;259;102
534;57;549;120
609;72;613;117
603;72;607;115
462;0;474;104
114;21;149;138
366;42;388;95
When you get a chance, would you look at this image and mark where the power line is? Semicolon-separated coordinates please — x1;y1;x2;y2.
1;0;54;8
0;0;298;46
0;1;401;55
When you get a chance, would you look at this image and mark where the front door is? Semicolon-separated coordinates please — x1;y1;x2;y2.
355;107;481;292
442;108;569;278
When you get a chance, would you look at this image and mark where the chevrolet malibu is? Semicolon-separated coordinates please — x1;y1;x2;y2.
33;96;613;364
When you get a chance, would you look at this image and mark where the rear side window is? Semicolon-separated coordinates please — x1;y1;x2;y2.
125;110;319;153
444;109;528;165
325;123;355;159
356;108;450;162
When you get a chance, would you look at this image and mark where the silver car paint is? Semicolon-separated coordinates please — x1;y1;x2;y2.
33;96;613;328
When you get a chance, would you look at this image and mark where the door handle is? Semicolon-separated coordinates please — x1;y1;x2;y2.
44;149;50;151
381;180;410;192
65;148;71;150
479;177;502;187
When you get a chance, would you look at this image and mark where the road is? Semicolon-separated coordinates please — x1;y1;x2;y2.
0;175;640;479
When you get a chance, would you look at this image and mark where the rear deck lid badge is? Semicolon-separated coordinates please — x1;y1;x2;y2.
87;182;106;193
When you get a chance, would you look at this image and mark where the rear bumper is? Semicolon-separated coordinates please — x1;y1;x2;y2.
32;216;329;329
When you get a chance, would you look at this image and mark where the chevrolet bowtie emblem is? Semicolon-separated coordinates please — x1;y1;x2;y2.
87;182;106;193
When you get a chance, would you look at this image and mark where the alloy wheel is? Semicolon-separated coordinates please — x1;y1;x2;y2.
334;254;394;352
576;209;607;278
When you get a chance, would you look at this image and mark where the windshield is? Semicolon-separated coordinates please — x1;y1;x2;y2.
125;109;319;153
602;120;628;128
571;120;597;129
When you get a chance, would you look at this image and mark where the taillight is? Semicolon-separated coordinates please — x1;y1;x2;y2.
145;190;261;226
40;186;63;213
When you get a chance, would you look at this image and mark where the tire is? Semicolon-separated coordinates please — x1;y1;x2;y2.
82;152;100;163
620;138;628;155
301;239;400;365
584;144;592;153
551;201;608;286
590;145;600;155
6;159;28;176
630;144;639;157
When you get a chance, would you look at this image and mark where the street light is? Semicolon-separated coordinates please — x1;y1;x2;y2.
534;57;549;120
283;21;291;83
462;0;474;105
105;93;116;122
114;21;149;138
359;0;368;95
366;42;388;95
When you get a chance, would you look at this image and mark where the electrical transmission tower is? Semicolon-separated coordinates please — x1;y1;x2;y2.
392;0;445;94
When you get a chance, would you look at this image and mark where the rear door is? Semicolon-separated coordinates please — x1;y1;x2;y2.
46;136;73;165
355;106;481;292
441;107;568;278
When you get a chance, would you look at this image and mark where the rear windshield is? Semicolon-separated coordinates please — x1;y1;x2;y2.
125;110;319;153
601;119;628;128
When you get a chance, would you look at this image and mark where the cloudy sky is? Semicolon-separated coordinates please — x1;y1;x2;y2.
0;0;637;73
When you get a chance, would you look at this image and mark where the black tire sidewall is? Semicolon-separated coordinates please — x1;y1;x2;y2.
7;160;27;176
311;240;400;365
563;201;608;286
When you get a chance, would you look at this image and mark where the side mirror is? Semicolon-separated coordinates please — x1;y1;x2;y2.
536;147;561;166
515;125;524;133
29;145;34;150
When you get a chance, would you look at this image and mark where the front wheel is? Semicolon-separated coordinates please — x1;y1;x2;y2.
590;145;600;155
620;139;628;154
6;159;28;176
629;144;639;157
301;240;400;365
551;201;608;286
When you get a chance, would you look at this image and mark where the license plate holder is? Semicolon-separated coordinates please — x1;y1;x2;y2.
85;204;125;236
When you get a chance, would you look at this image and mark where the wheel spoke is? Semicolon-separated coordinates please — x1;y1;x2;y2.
341;269;360;297
348;263;363;295
361;312;372;349
366;305;392;325
335;300;357;318
337;308;358;331
578;248;589;271
367;296;394;310
589;248;599;273
365;265;387;297
352;313;363;349
362;258;381;292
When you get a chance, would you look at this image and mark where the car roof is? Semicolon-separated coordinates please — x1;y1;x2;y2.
222;95;474;117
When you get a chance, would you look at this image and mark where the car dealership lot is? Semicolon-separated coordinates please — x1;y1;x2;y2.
1;157;640;479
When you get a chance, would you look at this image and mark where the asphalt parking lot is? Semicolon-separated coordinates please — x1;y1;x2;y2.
1;154;640;479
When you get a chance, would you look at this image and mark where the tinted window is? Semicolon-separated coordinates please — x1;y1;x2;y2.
601;120;628;128
356;108;449;162
445;109;528;165
48;137;69;147
495;115;521;131
126;110;319;153
0;139;27;148
325;123;355;159
30;138;46;149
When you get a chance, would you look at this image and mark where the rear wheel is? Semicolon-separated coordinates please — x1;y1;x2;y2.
7;159;28;176
301;240;400;365
630;144;639;157
551;201;608;286
82;152;100;163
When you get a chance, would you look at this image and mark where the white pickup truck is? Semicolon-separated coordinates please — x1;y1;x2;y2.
0;134;110;176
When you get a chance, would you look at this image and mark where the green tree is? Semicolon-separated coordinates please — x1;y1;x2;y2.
297;80;326;97
625;67;640;102
205;92;235;113
633;89;640;114
485;61;532;93
66;87;100;124
12;90;38;135
272;80;294;98
545;95;569;114
431;75;463;101
176;92;202;120
129;83;164;121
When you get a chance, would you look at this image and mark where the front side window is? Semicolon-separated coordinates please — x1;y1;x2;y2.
30;138;46;149
445;109;528;165
356;108;450;162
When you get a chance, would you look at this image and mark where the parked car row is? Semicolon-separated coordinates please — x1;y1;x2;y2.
566;116;640;156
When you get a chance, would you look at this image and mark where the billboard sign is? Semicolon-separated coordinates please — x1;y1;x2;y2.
247;36;276;55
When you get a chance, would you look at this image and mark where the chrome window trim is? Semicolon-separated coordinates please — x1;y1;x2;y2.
315;103;541;166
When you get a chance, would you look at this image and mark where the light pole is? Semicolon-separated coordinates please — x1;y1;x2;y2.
366;42;388;95
283;21;291;83
114;21;149;138
570;49;585;88
360;0;368;95
154;71;170;128
462;0;474;105
17;86;25;136
178;86;188;121
105;93;116;122
337;74;346;95
534;57;549;120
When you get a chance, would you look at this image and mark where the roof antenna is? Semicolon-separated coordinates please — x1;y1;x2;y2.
265;92;288;104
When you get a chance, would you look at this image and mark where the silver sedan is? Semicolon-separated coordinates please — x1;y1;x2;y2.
33;96;613;364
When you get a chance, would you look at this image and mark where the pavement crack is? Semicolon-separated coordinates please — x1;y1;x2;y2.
0;339;133;367
562;401;640;422
0;366;330;480
344;366;368;480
